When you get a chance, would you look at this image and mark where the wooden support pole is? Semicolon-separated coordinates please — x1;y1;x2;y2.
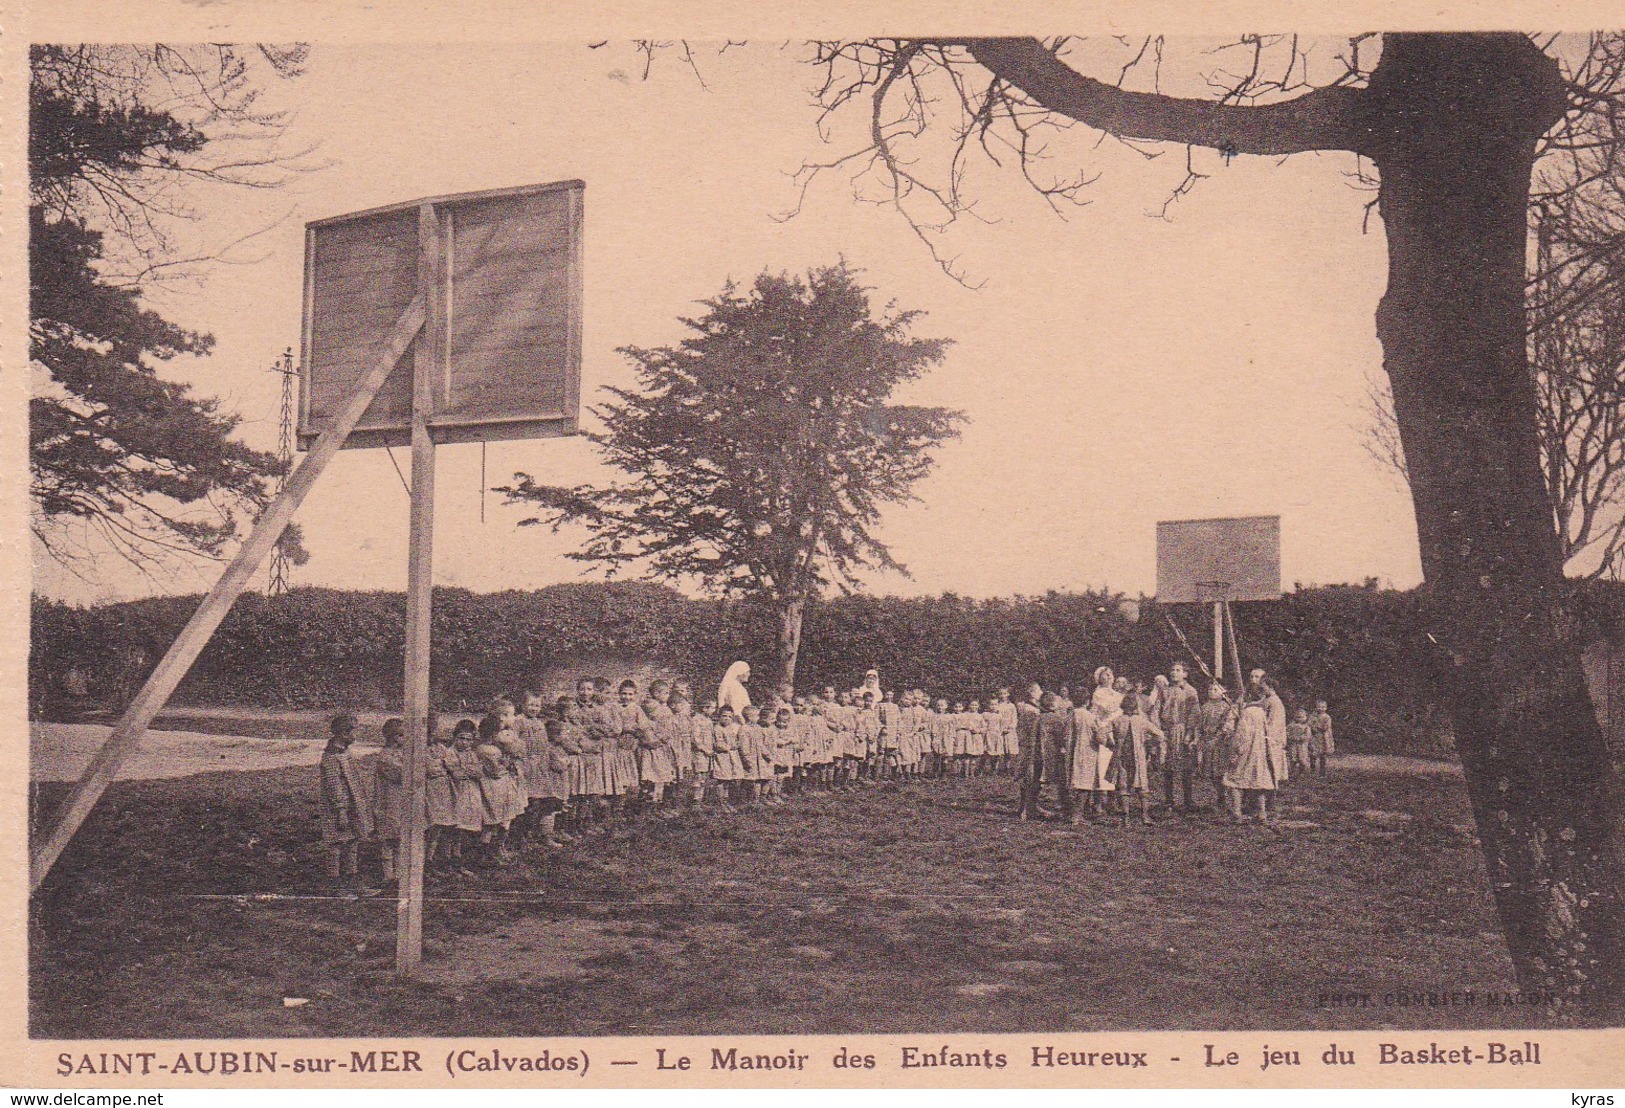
30;296;427;895
1224;600;1245;696
1213;600;1225;685
397;205;442;975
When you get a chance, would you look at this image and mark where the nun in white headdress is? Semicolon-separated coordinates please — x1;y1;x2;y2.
718;661;753;717
1090;666;1124;717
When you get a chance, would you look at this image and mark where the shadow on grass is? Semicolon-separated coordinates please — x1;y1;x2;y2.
28;764;1596;1038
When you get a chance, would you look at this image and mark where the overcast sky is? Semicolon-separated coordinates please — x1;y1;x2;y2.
32;39;1424;605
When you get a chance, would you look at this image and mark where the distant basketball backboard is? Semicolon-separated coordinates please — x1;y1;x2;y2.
298;179;583;449
1156;515;1282;604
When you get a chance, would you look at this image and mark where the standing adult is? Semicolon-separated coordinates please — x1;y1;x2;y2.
1248;668;1290;787
1014;683;1044;820
1090;667;1124;717
1069;697;1112;821
1159;662;1202;812
1223;699;1277;822
718;661;752;717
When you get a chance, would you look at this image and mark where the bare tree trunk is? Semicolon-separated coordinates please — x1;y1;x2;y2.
777;595;806;696
1370;33;1625;1014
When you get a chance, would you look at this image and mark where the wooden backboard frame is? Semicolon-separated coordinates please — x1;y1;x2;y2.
1155;514;1283;604
297;179;584;450
39;183;588;979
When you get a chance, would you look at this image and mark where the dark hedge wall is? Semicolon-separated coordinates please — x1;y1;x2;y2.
30;580;1625;757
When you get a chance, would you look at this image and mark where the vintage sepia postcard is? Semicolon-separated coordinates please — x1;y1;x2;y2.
6;0;1625;1093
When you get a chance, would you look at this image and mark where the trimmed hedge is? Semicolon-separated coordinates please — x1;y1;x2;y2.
30;579;1625;757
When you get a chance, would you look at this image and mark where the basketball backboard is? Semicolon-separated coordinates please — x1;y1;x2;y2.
1156;515;1282;604
298;179;584;449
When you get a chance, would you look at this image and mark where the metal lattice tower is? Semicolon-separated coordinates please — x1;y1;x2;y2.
267;348;298;596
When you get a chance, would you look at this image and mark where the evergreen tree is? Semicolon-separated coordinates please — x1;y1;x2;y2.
29;44;306;569
503;263;963;689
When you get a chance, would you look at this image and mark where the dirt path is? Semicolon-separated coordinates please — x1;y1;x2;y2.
29;721;336;782
1334;752;1461;776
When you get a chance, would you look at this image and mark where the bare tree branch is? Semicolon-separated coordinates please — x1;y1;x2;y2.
963;37;1368;156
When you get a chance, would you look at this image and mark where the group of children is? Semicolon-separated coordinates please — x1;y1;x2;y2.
1012;663;1336;830
314;664;1335;897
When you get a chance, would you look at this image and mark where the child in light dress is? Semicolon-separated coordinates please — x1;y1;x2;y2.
318;714;378;898
425;719;458;872
710;705;744;809
372;717;406;889
445;719;486;877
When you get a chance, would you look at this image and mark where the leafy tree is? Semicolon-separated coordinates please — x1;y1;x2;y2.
741;34;1625;1010
29;44;308;573
502;263;963;689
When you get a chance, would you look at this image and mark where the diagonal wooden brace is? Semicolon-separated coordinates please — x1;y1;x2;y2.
29;296;427;894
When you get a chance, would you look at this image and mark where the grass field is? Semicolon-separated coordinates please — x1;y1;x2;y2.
30;754;1576;1040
